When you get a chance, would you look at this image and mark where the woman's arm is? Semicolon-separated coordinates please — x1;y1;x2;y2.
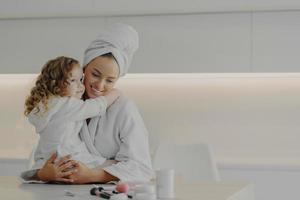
66;98;153;183
68;160;119;184
102;99;154;182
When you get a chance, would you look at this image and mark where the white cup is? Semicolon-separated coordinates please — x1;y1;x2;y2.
135;184;155;194
155;169;175;199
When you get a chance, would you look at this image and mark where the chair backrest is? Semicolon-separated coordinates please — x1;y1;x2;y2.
153;143;220;182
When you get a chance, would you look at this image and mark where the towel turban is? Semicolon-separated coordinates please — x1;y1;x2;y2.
83;23;139;77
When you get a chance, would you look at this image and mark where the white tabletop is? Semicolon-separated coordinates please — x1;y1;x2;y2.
0;176;254;200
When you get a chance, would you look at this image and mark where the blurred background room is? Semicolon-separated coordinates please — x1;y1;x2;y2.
1;1;300;200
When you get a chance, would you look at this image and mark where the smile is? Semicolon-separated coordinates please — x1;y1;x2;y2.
91;86;102;95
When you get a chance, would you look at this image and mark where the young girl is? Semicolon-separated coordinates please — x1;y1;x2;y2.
24;56;120;175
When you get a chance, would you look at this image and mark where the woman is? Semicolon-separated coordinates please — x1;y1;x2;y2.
22;24;153;183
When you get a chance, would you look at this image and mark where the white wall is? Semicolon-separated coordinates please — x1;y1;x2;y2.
2;74;300;200
1;10;300;73
1;2;300;200
2;0;300;18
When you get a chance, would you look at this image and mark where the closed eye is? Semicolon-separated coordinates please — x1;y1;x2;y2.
92;72;100;78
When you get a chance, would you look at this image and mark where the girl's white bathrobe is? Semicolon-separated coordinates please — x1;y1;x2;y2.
28;96;107;170
80;95;154;182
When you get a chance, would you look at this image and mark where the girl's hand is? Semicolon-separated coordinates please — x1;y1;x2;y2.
37;152;78;183
105;88;122;107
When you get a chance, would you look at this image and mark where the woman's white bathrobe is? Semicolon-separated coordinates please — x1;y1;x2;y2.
28;96;107;170
80;95;153;182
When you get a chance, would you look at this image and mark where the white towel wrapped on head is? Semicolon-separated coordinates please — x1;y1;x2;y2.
83;23;139;77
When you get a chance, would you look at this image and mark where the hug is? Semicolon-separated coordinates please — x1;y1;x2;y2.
21;23;153;184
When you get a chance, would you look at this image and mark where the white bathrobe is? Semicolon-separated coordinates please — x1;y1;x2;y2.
28;96;107;170
80;95;154;182
81;24;153;181
21;95;153;182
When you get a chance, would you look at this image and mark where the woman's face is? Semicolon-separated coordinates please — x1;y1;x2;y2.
83;56;119;98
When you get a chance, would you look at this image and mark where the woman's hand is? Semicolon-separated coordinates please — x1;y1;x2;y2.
37;153;78;183
67;161;95;184
68;160;119;184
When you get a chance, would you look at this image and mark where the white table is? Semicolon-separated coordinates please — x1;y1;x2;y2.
0;176;254;200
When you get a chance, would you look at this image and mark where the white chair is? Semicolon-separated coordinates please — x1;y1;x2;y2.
153;143;220;182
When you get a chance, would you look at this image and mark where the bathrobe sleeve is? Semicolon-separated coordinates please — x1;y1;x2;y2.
103;100;154;182
62;96;108;121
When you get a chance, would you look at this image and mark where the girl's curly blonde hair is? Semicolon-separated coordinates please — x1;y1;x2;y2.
24;56;79;116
